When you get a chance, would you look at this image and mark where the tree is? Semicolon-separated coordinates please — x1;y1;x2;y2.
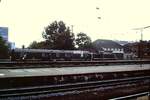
0;36;9;59
75;32;93;50
28;41;39;49
42;21;75;50
28;41;49;49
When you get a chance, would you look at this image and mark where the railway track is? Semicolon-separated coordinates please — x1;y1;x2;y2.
0;76;150;99
0;60;149;99
110;92;150;100
0;60;150;69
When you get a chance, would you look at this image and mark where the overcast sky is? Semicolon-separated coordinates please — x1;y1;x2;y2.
0;0;150;47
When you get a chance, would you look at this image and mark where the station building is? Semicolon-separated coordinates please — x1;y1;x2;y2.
93;39;124;59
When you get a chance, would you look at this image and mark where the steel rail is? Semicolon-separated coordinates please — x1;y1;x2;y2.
110;92;150;100
0;60;150;69
0;76;149;98
0;75;150;93
0;60;150;65
1;82;149;100
1;79;149;97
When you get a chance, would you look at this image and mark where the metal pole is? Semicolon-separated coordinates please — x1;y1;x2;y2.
140;29;143;41
140;29;142;67
71;25;73;34
148;92;150;100
140;29;143;61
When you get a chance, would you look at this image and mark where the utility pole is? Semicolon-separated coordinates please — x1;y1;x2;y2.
71;25;74;34
133;26;150;41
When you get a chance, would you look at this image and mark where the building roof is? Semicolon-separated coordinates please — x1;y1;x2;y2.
14;48;90;54
114;40;129;46
93;39;123;51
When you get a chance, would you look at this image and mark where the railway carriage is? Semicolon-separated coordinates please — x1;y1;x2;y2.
92;52;117;60
11;48;118;61
11;48;92;61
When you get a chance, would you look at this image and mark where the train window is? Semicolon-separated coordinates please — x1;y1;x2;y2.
123;73;128;77
113;73;117;78
81;53;83;58
54;77;57;82
61;76;64;82
56;53;60;57
76;75;85;82
95;74;98;78
88;74;97;81
84;76;88;81
42;53;45;57
65;53;71;57
73;76;77;79
99;74;104;79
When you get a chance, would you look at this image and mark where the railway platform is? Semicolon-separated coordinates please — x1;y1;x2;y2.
0;64;150;77
0;64;149;99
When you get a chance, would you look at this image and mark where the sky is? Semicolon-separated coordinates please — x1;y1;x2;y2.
0;0;150;47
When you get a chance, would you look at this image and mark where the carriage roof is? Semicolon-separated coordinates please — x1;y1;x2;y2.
13;48;90;54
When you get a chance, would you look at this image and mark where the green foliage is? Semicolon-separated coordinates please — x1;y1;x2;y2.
28;41;38;49
0;36;9;59
75;32;93;50
28;41;49;49
42;21;75;50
